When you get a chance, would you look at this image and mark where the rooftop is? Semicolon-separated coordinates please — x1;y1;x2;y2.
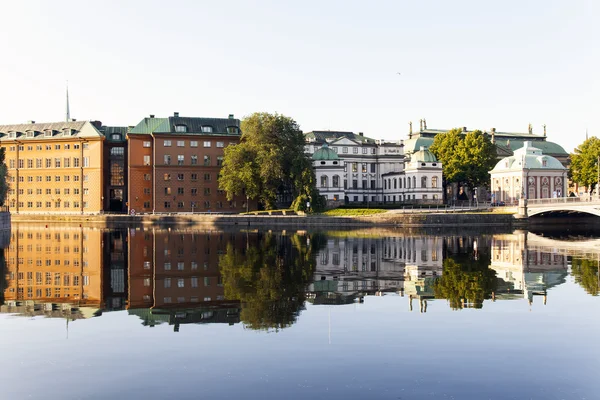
0;120;103;141
129;113;241;136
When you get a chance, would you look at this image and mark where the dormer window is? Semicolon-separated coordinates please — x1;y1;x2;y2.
111;134;121;140
202;126;213;133
175;125;187;133
63;129;72;136
8;132;16;139
45;130;53;138
542;159;547;167
226;126;238;134
26;131;34;138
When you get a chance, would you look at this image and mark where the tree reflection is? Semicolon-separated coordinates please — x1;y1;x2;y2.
219;232;325;331
433;252;497;309
571;258;599;296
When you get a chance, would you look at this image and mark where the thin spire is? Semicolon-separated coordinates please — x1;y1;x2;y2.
66;81;71;122
586;128;589;141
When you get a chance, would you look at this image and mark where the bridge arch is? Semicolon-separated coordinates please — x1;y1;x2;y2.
528;207;600;218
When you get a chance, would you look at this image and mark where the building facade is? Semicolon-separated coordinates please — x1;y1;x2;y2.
489;141;567;203
0;121;105;214
305;131;404;204
127;113;249;214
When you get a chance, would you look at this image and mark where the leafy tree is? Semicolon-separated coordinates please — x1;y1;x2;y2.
571;257;599;296
569;137;600;193
219;232;325;330
219;112;316;210
429;129;496;200
433;252;497;310
0;147;8;206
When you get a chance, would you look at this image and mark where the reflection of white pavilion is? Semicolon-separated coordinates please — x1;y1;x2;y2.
490;232;568;304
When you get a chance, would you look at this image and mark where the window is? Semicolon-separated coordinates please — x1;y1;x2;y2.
164;140;172;147
204;188;211;196
144;188;151;195
111;134;121;140
432;176;438;188
83;157;89;167
164;201;171;208
191;188;198;196
73;158;80;167
144;173;151;181
190;141;198;148
164;155;171;165
203;141;211;148
370;164;376;173
333;175;340;187
191;173;198;181
110;147;124;157
352;163;358;172
217;156;224;166
177;155;184;165
177;187;184;195
226;126;238;134
143;141;151;148
64;158;70;167
165;187;172;195
177;140;185;147
204;155;211;166
177;201;184;208
177;173;184;181
362;148;368;154
421;177;427;188
353;147;358;154
362;163;367;173
164;278;171;288
45;158;51;168
36;159;42;168
343;147;348;153
320;175;328;187
204;173;211;181
202;127;213;133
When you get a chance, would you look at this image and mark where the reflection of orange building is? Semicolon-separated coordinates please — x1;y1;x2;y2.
3;225;103;306
128;228;245;309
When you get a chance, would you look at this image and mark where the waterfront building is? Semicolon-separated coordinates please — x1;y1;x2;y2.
126;113;249;214
0;120;105;214
99;124;129;212
312;144;345;207
304;131;403;204
382;146;443;204
489;141;567;203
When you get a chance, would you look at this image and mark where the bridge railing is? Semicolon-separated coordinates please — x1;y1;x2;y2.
527;196;600;206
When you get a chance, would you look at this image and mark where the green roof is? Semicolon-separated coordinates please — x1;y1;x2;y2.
411;146;437;163
129;115;241;136
312;144;340;160
305;130;376;144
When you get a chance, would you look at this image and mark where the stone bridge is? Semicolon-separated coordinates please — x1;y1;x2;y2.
522;197;600;218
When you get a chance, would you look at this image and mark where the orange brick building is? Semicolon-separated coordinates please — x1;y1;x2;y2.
0;121;106;214
127;113;249;214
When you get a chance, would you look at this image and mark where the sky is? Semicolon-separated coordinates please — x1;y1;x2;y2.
0;0;597;151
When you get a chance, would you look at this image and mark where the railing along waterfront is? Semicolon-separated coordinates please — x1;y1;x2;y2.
527;197;600;206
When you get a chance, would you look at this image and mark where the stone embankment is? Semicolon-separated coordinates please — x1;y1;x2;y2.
10;211;520;228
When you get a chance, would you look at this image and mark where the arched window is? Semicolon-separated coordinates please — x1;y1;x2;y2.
421;176;427;188
394;179;397;189
432;176;438;188
320;175;328;188
404;177;407;188
399;178;402;189
384;180;387;190
413;176;416;188
332;175;340;188
407;178;411;189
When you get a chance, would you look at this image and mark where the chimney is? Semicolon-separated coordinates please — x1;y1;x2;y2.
228;114;234;119
174;112;179;117
462;127;467;132
27;120;35;124
149;114;155;118
359;132;363;136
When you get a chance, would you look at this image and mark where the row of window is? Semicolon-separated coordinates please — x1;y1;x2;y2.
10;188;88;195
164;187;216;196
384;176;438;190
10;258;85;267
163;172;213;182
311;145;377;155
161;201;236;209
160;296;220;304
10;201;87;208
8;157;89;169
7;143;87;151
160;276;218;288
8;175;87;183
160;139;228;148
13;232;83;240
15;288;89;299
142;155;223;166
11;244;84;253
11;272;88;286
384;194;438;201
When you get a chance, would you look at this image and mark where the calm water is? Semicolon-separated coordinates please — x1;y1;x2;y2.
0;223;598;400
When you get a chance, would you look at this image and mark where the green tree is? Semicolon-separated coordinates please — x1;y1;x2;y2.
569;137;600;193
571;257;599;296
429;129;496;200
0;147;8;206
219;112;317;210
433;252;497;310
219;232;325;330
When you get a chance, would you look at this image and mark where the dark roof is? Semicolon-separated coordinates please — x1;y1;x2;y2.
0;120;102;140
99;126;129;142
305;130;376;144
129;115;241;135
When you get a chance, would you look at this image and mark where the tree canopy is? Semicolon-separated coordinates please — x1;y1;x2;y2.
219;112;318;210
218;232;325;331
571;257;599;296
429;129;496;198
569;137;600;192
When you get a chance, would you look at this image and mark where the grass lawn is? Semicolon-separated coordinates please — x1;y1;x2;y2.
322;208;387;216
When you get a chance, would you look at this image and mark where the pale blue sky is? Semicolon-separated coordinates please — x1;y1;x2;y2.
0;0;596;151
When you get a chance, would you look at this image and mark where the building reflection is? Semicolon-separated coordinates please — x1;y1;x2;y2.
1;225;598;328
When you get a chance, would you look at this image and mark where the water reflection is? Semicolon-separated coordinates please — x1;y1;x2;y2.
0;224;599;330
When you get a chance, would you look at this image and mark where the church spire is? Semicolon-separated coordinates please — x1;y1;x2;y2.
66;82;71;122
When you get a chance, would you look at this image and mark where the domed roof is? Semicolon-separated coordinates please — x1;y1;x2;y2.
491;141;566;172
411;146;437;163
312;143;339;160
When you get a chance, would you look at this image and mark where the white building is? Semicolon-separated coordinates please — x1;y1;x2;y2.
382;146;443;204
312;144;345;207
305;131;403;204
489;141;567;203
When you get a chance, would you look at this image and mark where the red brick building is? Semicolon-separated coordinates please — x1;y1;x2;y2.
127;113;249;214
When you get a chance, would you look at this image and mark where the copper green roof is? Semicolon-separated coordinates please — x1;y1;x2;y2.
411;146;437;162
305;130;376;144
129;115;241;135
312;144;340;160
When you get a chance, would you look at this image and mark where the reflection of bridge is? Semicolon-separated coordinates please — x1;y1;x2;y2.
526;232;600;258
524;197;600;217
